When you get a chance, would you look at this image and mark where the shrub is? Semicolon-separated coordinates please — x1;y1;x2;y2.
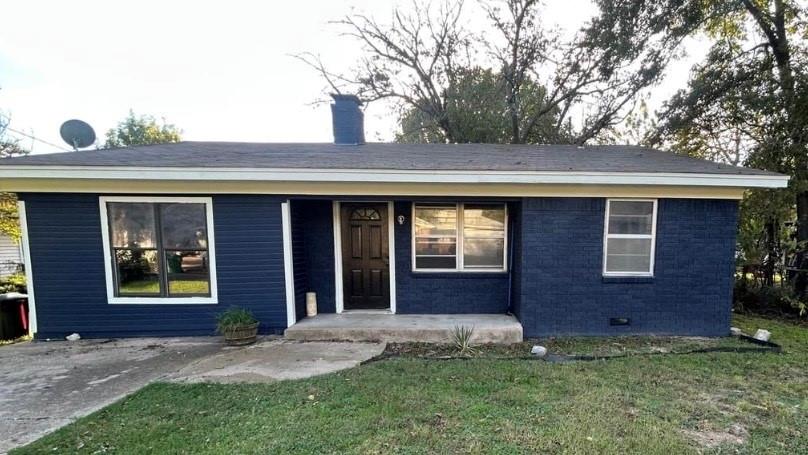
734;280;807;318
451;325;477;356
0;273;26;294
216;307;258;333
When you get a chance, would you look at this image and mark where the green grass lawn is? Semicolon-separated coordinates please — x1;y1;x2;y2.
14;315;808;454
119;280;209;295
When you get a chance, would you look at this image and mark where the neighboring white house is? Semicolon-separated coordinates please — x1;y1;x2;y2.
0;232;22;277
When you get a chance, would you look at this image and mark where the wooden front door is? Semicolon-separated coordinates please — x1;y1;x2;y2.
341;203;390;310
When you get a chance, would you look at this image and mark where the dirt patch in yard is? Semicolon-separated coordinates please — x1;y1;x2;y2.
682;423;748;448
377;336;772;361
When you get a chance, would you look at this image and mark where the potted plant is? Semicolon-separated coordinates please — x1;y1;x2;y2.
216;307;259;346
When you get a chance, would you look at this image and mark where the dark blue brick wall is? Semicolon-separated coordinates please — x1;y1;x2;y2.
290;203;308;321
393;201;510;314
515;197;738;337
291;200;337;314
21;193;289;338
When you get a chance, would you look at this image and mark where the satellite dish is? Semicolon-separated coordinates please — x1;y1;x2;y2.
59;119;96;150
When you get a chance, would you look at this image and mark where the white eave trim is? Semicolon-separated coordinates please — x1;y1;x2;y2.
0;165;789;188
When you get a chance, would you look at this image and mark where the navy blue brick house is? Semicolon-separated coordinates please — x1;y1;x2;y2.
0;96;788;339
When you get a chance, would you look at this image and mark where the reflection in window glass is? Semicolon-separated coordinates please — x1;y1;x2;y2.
464;238;505;267
165;250;210;295
108;203;156;248
413;203;507;271
115;249;161;295
107;201;212;298
414;207;457;237
604;200;656;275
414;238;457;256
160;204;208;249
414;205;458;269
463;204;505;268
607;201;654;235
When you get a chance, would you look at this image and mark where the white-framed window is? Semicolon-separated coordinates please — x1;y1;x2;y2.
412;203;507;272
603;199;657;276
99;196;218;304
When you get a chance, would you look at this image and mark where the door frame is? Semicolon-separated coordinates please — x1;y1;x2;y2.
333;201;396;314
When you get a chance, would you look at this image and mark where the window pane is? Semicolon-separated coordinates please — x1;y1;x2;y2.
463;204;505;238
165;251;210;295
415;238;457;256
608;201;654;235
606;238;652;273
414;206;457;237
108;203;156;248
464;238;505;267
415;256;456;269
160;203;209;249
115;249;160;295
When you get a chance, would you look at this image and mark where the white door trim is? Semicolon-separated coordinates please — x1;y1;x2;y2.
387;201;397;314
17;200;38;336
281;200;296;327
332;201;344;313
333;200;396;314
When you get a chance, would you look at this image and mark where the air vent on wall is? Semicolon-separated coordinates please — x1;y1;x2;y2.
609;317;631;326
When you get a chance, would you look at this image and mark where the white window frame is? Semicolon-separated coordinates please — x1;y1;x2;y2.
99;196;218;304
602;198;657;277
412;203;508;273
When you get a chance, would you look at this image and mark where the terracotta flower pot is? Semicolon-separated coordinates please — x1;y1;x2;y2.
221;322;259;346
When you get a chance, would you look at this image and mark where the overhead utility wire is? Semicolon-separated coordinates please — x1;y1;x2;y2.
4;126;73;152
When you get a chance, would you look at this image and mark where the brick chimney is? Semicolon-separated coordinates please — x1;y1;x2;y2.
330;94;365;145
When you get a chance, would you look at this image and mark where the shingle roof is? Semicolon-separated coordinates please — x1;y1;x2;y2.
0;141;781;176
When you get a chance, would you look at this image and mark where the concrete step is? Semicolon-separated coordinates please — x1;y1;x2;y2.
285;313;523;344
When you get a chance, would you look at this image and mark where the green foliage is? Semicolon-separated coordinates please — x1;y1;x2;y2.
104;111;182;148
216;307;258;332
0;193;21;241
0;116;29;241
396;68;569;144
13;315;808;453
650;0;808;293
450;325;476;357
321;0;702;145
734;280;807;317
0;272;26;293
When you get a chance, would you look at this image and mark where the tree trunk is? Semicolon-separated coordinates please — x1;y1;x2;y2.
793;191;808;296
763;217;778;287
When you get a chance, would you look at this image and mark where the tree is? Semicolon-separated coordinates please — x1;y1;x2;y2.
300;0;702;145
0;115;29;241
104;111;182;148
396;67;569;143
651;0;808;294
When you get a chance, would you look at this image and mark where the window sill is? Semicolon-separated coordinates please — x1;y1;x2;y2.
108;297;218;305
602;276;654;284
410;270;508;279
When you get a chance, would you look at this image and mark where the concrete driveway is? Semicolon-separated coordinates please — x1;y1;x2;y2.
0;337;384;453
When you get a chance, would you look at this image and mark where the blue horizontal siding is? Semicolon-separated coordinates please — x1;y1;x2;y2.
21;193;289;338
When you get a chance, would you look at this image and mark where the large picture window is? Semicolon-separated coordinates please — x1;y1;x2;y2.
413;203;507;271
603;199;657;276
100;197;217;303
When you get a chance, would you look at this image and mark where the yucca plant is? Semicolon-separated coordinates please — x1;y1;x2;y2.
451;325;477;357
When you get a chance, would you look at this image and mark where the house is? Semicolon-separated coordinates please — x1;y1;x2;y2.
0;95;789;340
0;232;22;277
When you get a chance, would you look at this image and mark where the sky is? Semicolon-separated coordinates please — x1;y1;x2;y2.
0;0;708;155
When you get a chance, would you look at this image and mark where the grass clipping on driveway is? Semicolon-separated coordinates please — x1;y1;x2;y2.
14;315;808;454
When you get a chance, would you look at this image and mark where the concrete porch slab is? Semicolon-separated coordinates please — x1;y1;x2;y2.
285;313;523;344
